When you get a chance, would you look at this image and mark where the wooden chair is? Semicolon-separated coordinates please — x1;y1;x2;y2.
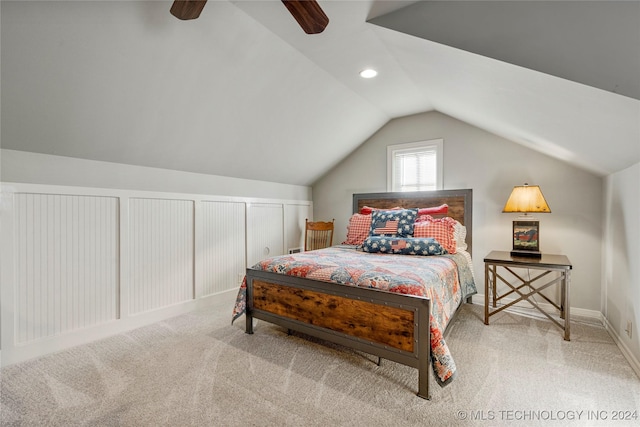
304;219;335;251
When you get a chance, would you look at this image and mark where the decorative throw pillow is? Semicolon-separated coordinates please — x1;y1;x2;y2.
342;213;372;245
363;205;448;216
453;220;467;251
413;215;457;254
369;208;418;237
362;236;447;256
417;204;449;216
360;206;401;215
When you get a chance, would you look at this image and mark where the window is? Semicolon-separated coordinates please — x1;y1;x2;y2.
387;139;443;192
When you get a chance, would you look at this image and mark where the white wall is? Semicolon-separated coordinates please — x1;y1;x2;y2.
0;150;312;365
604;162;640;370
312;111;604;313
1;149;312;201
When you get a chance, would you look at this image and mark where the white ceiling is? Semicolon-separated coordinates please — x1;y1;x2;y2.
371;0;640;100
2;0;639;186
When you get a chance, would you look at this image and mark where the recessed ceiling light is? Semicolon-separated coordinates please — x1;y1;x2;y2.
359;68;378;79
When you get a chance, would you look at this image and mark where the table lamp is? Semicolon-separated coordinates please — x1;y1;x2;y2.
502;183;551;258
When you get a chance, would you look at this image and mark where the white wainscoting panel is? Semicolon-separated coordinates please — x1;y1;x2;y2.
13;193;119;343
128;198;194;315
200;201;246;296
246;203;284;266
1;183;311;366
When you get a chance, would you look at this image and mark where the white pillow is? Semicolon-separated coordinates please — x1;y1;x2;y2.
453;220;467;251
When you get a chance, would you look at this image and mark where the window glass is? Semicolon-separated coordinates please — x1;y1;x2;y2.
387;139;443;191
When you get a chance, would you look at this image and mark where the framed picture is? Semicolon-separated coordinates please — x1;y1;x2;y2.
512;220;540;253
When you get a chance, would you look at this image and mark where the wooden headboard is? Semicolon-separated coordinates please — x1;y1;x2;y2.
352;189;473;255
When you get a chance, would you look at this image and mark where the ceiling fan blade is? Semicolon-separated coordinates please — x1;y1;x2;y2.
170;0;207;20
281;0;329;34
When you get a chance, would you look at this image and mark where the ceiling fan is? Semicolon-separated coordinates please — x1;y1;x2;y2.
170;0;329;34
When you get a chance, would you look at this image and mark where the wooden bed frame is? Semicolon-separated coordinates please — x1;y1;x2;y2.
244;189;473;399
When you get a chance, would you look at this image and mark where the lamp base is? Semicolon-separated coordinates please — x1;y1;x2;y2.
510;250;542;258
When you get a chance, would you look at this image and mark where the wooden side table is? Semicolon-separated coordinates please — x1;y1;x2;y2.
484;250;573;340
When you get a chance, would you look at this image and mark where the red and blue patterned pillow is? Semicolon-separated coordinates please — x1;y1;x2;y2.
369;208;418;237
362;236;447;255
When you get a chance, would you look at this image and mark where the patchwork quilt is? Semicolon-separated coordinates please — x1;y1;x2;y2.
232;247;477;387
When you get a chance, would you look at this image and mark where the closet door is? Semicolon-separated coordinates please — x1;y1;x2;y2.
246;203;284;267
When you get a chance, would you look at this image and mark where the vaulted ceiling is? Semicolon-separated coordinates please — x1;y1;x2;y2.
2;1;639;186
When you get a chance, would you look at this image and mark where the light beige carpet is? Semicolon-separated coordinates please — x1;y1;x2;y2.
1;292;639;426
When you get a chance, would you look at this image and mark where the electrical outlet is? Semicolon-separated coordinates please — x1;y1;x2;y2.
626;320;632;338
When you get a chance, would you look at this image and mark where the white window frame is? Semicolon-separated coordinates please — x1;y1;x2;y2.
386;139;443;192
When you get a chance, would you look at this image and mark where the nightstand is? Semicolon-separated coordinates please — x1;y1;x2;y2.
483;250;572;340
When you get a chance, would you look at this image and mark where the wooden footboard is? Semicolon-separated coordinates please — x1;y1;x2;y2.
245;269;432;399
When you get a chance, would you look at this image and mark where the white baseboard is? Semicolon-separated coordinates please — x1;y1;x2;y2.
469;293;640;380
1;289;237;367
602;317;640;380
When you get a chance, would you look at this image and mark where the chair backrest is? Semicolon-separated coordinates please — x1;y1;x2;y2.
304;219;335;251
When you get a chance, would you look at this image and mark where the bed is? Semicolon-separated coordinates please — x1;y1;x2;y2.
232;189;475;399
